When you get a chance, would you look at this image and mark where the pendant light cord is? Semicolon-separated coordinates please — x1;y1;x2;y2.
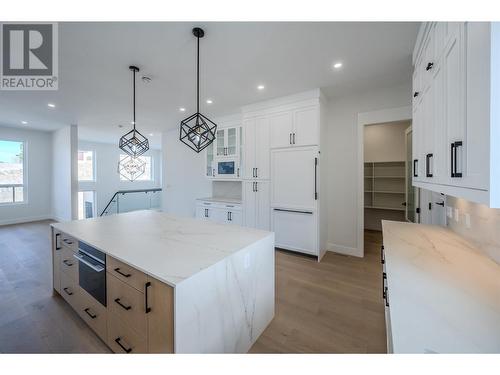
133;68;136;132
196;34;200;114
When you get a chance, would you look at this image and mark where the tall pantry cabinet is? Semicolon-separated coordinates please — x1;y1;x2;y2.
412;22;500;207
241;89;328;260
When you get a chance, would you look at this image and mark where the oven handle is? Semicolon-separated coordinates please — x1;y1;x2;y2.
74;253;105;272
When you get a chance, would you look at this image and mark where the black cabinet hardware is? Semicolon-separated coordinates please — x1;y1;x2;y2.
289;133;292;145
292;133;296;144
380;245;385;265
416;207;421;214
237;168;240;177
84;308;97;319
114;268;131;278
314;157;318;200
63;259;73;267
274;208;313;215
428;202;432;210
55;233;61;250
450;141;463;178
385;287;389;307
436;201;445;207
255;182;258;192
426;62;434;71
402;202;407;206
413;91;419;98
255;167;258;178
204;208;208;218
145;281;151;314
63;287;73;296
63;238;74;245
426;153;433;177
413;159;418;177
115;337;132;353
212;168;215;177
382;272;387;299
114;298;132;311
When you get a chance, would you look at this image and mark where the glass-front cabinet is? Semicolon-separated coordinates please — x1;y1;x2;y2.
205;126;241;179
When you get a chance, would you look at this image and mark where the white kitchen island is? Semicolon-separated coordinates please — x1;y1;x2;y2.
51;210;275;353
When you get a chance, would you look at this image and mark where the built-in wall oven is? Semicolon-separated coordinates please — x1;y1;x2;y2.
74;242;106;306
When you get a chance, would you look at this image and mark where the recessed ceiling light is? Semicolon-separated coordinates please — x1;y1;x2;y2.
149;133;154;136
206;99;213;104
333;62;343;69
47;103;56;108
179;107;186;112
21;121;28;125
257;85;265;90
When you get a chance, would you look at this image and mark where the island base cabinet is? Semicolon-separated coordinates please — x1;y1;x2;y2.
76;287;108;341
52;229;62;294
60;271;80;310
147;276;174;353
108;317;148;354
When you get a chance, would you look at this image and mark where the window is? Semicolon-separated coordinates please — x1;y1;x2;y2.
0;140;25;204
119;154;153;181
78;150;95;181
78;191;96;219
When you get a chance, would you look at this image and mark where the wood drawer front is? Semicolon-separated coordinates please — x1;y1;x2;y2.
108;315;147;354
61;233;77;251
107;256;148;292
60;271;79;309
60;246;78;282
75;288;107;341
107;274;147;335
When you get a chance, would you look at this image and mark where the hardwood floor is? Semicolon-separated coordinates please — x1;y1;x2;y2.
0;221;385;353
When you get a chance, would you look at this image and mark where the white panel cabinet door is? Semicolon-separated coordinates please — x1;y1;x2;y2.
255;117;270;179
255;181;270;231
227;210;243;226
243;181;257;228
271;147;317;210
243;119;256;179
432;58;447;185
272;209;317;256
269;111;293;149
293;106;319;147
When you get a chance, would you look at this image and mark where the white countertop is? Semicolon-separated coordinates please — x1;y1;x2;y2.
382;220;500;353
51;210;271;287
196;197;242;205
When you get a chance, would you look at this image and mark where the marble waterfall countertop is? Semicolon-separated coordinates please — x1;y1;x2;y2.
382;220;500;353
51;210;272;287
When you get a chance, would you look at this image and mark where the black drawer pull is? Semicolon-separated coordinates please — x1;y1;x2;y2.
63;287;73;296
380;245;385;265
63;239;74;245
114;268;132;278
63;259;73;267
115;337;132;353
426;153;433;178
413;91;419;98
84;308;97;319
426;62;434;71
413;159;418;177
114;298;132;311
382;272;387;300
145;282;151;313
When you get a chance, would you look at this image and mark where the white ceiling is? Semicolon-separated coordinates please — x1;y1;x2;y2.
0;22;419;148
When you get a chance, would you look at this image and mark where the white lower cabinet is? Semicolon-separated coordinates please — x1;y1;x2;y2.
195;200;243;225
243;181;270;230
272;208;317;256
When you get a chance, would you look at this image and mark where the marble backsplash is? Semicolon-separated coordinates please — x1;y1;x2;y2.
446;196;500;265
212;181;242;200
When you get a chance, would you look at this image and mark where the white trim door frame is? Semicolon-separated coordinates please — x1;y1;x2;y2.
357;106;412;257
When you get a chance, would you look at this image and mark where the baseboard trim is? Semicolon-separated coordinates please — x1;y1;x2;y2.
327;242;363;258
0;215;53;226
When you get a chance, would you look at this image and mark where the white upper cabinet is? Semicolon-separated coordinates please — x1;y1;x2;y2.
215;126;240;158
412;22;500;207
204;123;242;180
269;106;320;149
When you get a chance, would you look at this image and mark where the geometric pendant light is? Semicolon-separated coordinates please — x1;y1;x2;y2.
179;27;217;153
117;154;146;181
119;65;149;157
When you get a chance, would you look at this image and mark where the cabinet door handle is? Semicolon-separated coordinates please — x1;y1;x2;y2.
425;62;434;71
63;287;73;296
114;267;131;278
413;91;419;98
426;153;433;177
114;298;132;311
289;133;292;145
293;133;296;145
453;141;463;178
255;182;258;192
145;281;151;313
212;168;215;177
84;308;97;319
413;159;418;177
382;272;387;299
115;337;132;353
255;167;258;178
63;259;73;267
237;168;240;178
314;157;318;200
55;233;62;250
385;287;389;307
380;245;385;265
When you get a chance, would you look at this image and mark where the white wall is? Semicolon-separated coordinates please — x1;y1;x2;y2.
326;83;411;255
364;121;410;162
78;140;162;216
161;128;211;217
0;126;52;225
52;125;78;222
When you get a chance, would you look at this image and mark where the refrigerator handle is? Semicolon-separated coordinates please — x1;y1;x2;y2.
314;157;318;200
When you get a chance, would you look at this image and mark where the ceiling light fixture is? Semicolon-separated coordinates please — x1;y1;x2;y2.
179;107;186;112
333;62;343;69
179;27;217;153
257;85;265;90
119;66;149;158
206;99;213;104
47;103;55;108
21;121;28;125
118;155;146;181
